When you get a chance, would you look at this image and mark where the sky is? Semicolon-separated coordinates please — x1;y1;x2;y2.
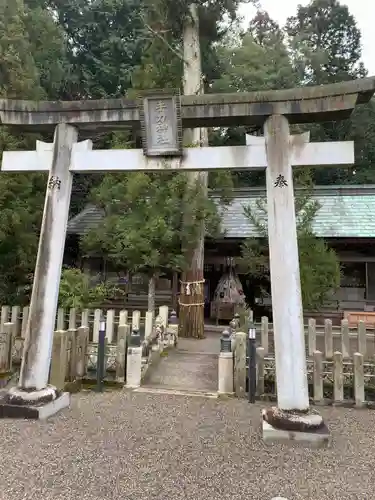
239;0;375;74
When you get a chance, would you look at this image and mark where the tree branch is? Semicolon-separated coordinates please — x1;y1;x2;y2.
140;15;185;62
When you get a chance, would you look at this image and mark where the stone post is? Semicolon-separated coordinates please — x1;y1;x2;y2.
234;331;247;398
76;326;89;380
264;114;309;412
155;315;165;351
218;329;234;395
116;324;129;383
5;123;79;409
145;311;154;342
159;306;169;330
167;310;178;347
49;330;69;390
126;329;142;388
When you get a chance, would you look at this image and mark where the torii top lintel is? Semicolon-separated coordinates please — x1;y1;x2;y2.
1;77;374;133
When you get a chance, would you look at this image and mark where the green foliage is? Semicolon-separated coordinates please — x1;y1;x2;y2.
48;0;145;98
248;10;283;46
0;170;46;304
141;0;257;44
58;267;123;308
131;0;259;94
211;1;375;188
284;0;374;186
0;0;242;305
23;3;68;98
208;170;234;204
0;0;42;99
348;101;375;184
82;171;224;276
212;10;296;94
0;0;65;99
211;13;297;187
212;31;297;93
298;235;341;310
0;0;62;303
240;171;341;310
285;0;366;85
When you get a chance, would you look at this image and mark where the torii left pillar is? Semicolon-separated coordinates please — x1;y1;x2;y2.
1;123;89;418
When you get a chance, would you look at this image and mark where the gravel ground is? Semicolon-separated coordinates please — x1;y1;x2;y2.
0;391;374;500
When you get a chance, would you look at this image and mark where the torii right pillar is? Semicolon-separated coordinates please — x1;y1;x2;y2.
262;114;327;446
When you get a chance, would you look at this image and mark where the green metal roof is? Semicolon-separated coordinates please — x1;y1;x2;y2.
67;185;375;239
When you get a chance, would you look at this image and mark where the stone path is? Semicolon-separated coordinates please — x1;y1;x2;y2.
143;332;220;393
0;392;374;500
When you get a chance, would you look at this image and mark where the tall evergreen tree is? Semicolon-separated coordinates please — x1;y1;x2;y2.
47;0;145;99
0;0;52;303
285;0;374;185
286;0;366;86
248;10;284;47
23;2;68;98
211;10;297;186
0;0;42;99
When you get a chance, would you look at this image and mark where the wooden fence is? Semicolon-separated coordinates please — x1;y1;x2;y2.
0;305;172;390
232;317;375;407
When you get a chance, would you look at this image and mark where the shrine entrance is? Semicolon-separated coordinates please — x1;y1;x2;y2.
1;77;375;431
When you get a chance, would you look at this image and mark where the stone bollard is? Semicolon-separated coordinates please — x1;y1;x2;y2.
154;315;165;351
234;331;247;398
218;329;234;395
158;306;169;331
167;310;178;347
145;311;154;342
229;312;240;334
126;328;142;388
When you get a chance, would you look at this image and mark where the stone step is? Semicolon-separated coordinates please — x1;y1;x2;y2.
134;386;218;399
141;351;218;393
175;350;218;357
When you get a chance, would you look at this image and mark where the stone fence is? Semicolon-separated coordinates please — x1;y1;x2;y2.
0;305;169;343
218;316;375;407
244;316;374;359
0;305;178;391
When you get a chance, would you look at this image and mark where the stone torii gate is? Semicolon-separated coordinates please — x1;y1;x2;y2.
0;79;374;437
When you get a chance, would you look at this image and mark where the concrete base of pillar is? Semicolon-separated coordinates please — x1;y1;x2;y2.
0;390;70;419
262;413;330;448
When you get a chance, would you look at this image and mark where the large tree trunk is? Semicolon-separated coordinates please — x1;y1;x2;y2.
147;272;157;313
179;3;208;339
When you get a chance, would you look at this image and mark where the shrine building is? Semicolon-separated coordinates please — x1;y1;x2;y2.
65;184;375;322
